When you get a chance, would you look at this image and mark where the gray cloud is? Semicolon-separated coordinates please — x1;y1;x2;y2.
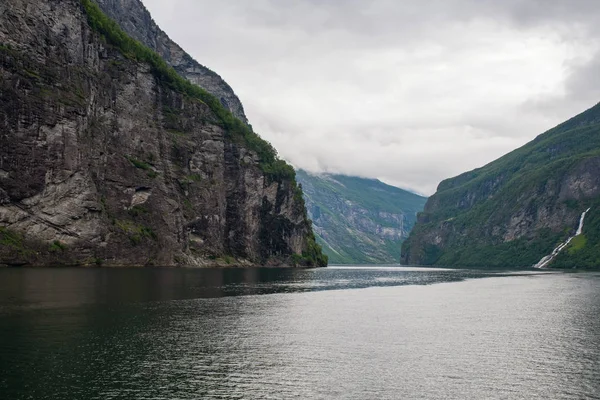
142;0;600;194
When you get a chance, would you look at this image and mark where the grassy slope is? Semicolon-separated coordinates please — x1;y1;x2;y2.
297;170;427;264
403;102;600;268
554;197;600;267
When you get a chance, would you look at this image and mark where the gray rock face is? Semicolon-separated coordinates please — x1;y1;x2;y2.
0;0;314;267
92;0;248;123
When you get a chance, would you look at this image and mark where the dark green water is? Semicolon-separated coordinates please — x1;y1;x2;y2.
0;266;599;399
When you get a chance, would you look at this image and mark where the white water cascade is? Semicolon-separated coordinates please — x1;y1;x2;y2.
533;208;591;269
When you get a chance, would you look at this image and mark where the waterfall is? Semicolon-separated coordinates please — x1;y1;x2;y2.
576;208;590;235
533;208;591;269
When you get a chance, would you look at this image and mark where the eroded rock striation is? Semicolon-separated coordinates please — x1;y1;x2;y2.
0;0;326;267
402;103;600;268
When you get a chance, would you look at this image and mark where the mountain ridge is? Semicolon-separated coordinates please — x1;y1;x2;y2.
93;0;248;123
402;102;600;268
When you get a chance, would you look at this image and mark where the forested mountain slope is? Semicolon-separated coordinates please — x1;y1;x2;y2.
402;102;600;268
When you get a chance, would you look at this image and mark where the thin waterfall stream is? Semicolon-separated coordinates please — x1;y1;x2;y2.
534;208;591;269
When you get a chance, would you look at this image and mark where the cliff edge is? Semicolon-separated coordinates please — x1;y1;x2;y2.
93;0;247;123
0;0;326;267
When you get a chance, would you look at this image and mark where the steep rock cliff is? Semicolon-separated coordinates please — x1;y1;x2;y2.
297;170;427;264
0;0;326;267
93;0;247;123
402;103;600;268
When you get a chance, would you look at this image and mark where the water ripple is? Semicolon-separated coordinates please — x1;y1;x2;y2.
0;268;599;399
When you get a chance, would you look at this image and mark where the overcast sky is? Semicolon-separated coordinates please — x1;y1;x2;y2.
142;0;600;195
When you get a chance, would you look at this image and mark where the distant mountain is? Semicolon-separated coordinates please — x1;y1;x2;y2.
402;102;600;268
296;170;427;264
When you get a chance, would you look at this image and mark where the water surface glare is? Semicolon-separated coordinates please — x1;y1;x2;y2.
0;266;599;399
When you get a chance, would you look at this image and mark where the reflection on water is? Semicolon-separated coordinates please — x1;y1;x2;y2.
0;266;540;310
0;267;599;399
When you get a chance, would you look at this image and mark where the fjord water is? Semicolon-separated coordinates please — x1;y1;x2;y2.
0;267;599;399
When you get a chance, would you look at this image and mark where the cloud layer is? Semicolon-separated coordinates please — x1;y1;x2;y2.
142;0;600;195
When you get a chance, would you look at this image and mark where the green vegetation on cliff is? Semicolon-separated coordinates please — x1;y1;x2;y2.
297;170;427;264
0;0;326;268
402;102;600;268
81;0;294;183
554;198;600;267
79;0;326;267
